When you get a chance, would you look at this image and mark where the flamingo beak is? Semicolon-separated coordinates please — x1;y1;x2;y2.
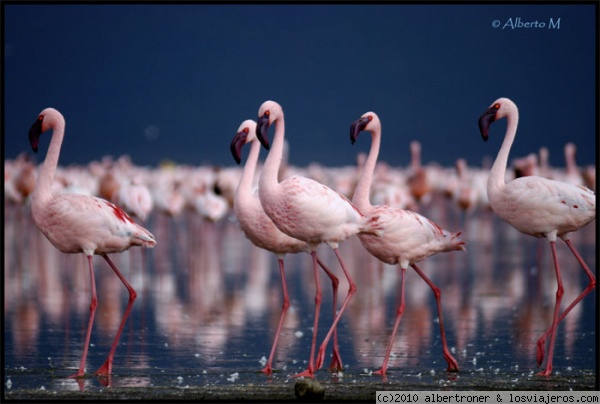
256;113;271;150
478;106;498;142
29;116;44;153
350;116;370;145
230;130;248;165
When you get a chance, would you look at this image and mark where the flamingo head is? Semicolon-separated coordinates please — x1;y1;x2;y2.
29;107;64;153
230;120;257;165
350;112;379;145
257;100;283;151
478;97;516;141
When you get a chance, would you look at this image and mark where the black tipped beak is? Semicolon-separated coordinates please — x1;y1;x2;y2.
230;130;248;165
28;116;44;153
256;113;271;150
478;107;498;142
350;116;370;145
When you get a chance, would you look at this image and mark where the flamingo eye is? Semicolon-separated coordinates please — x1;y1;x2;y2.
368;115;373;121
494;103;500;109
243;127;249;134
265;110;270;116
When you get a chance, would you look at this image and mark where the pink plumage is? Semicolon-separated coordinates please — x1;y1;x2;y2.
349;111;464;377
28;107;155;379
479;97;595;376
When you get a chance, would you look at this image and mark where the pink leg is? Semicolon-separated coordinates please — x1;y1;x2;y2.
94;254;137;377
294;251;322;378
374;266;406;377
261;258;290;375
316;257;343;371
536;240;596;367
411;263;459;372
68;254;98;379
315;248;356;371
536;239;596;367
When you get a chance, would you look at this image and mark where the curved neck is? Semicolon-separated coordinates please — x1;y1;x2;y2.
236;138;261;198
259;115;285;195
32;119;65;207
352;129;380;210
488;109;519;194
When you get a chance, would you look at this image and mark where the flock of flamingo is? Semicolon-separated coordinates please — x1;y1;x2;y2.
4;98;596;381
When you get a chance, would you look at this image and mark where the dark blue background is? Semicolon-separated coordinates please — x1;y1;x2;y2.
4;3;597;169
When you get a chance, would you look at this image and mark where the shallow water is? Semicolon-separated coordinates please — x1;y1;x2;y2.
3;197;597;395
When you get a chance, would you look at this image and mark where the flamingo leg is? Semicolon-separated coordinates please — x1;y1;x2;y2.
314;248;356;371
316;257;343;372
536;241;564;376
411;263;459;372
294;251;322;378
536;239;596;366
373;266;406;377
68;254;98;379
261;258;290;376
536;239;591;375
94;254;137;377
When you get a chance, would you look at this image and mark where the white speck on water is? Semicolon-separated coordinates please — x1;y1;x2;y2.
176;376;183;384
476;368;484;372
39;386;45;390
283;365;287;370
165;343;169;347
227;372;239;382
90;344;95;347
294;331;303;338
6;378;12;389
450;346;456;354
195;353;200;358
259;356;267;366
472;357;477;365
429;369;435;375
567;366;572;371
292;359;297;364
202;370;207;374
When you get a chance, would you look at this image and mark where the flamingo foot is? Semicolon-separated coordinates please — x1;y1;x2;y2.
293;367;315;379
536;369;552;377
261;365;273;376
67;372;86;379
329;350;343;372
373;368;387;377
94;359;112;377
314;346;327;370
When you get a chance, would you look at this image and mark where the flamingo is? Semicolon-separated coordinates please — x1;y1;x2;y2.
255;101;382;378
349;111;465;377
478;97;596;376
27;108;156;378
230;119;345;375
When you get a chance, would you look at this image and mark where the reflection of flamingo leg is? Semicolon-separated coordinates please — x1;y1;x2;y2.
536;239;596;369
94;254;137;377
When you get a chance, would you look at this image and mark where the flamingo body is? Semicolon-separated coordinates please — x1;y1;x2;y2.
28;107;155;380
350;111;464;376
478;97;595;376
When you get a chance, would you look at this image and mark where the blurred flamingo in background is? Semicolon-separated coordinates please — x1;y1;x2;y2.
230;119;344;374
348;111;465;377
27;107;156;379
255;101;382;378
478;97;596;376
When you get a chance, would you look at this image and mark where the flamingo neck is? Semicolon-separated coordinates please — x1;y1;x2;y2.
352;128;380;211
259;115;285;198
32;119;65;209
488;109;519;196
235;138;261;200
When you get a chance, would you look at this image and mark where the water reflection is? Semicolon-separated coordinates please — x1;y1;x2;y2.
3;193;596;391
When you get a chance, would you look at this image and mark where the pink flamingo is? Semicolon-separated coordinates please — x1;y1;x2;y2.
349;111;465;377
28;108;156;378
478;97;596;376
230;119;345;375
255;101;382;378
